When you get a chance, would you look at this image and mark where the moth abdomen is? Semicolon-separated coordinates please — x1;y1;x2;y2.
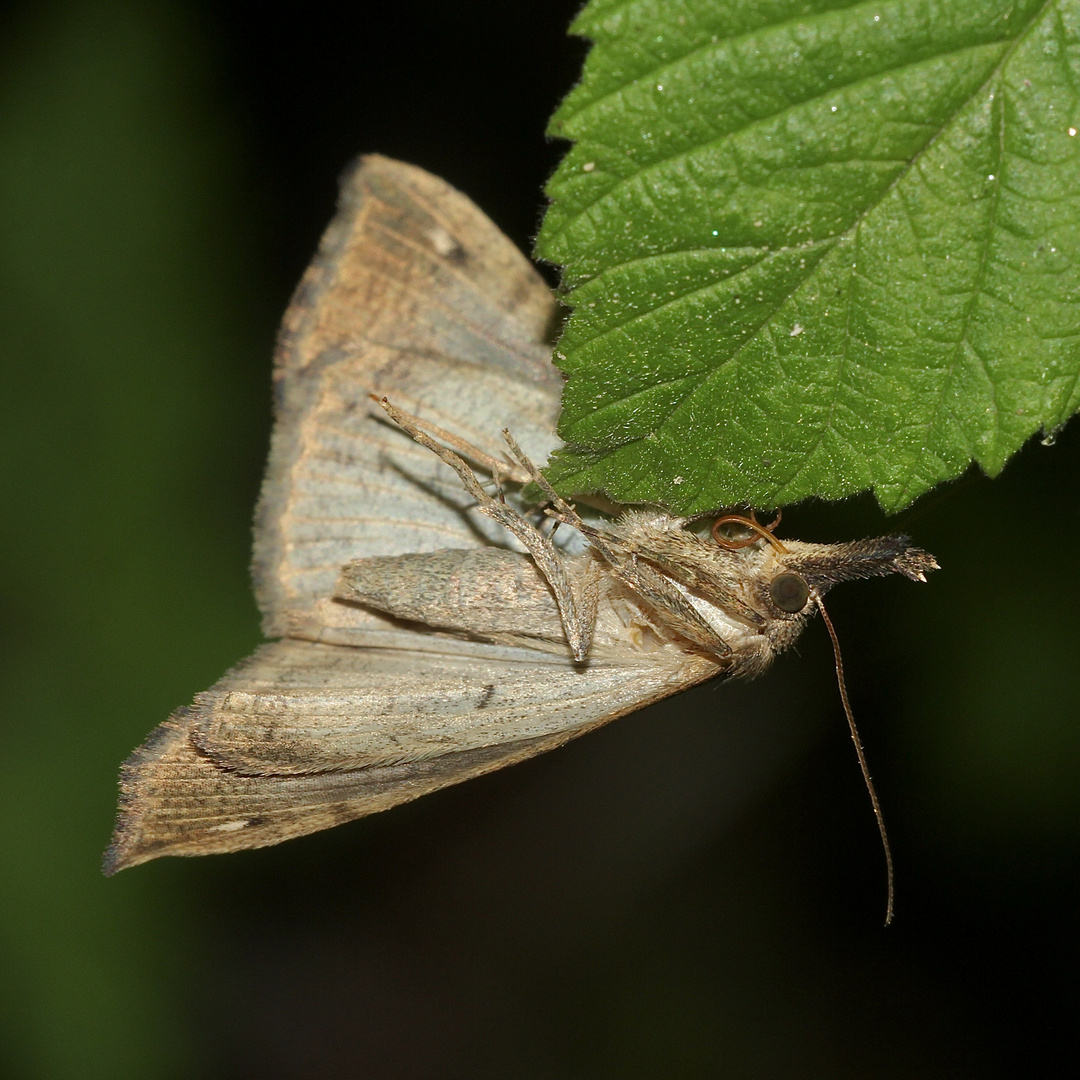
336;547;570;642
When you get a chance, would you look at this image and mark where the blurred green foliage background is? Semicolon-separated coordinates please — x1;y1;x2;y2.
0;2;1077;1077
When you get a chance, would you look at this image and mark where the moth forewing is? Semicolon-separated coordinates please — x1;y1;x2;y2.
190;638;716;776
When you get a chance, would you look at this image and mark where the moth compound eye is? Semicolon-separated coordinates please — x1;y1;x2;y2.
770;572;809;613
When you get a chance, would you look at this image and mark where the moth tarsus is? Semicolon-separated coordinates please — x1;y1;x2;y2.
377;395;597;663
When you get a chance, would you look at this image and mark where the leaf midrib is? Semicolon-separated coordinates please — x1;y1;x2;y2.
770;1;1051;501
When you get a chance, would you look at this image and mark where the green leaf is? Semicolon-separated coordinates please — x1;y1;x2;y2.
537;0;1080;513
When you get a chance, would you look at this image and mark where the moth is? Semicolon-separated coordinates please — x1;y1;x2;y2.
104;157;937;898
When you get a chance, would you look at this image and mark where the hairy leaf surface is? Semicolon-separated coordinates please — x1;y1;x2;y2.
538;0;1080;512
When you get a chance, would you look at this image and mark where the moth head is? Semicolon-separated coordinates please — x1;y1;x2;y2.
711;513;939;622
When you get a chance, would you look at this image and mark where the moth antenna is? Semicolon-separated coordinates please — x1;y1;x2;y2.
814;594;895;927
712;513;789;554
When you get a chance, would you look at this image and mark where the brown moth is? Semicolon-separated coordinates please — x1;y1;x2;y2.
104;156;937;883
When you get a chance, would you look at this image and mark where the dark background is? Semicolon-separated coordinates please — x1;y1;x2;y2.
1;2;1078;1077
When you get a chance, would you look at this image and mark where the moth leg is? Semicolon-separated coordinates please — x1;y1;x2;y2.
376;397;597;661
369;396;530;485
499;430;626;567
500;430;730;657
621;560;733;656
